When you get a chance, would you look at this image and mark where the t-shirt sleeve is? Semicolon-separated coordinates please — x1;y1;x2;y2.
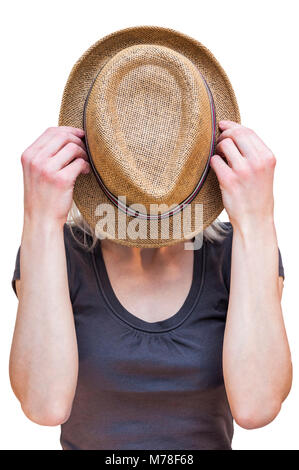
11;246;21;297
278;248;285;280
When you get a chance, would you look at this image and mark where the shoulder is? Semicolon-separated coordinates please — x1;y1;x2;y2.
204;221;233;255
63;223;95;272
63;223;94;252
203;221;233;290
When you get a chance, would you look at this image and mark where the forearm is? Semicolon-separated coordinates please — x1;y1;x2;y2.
9;217;78;425
223;218;292;428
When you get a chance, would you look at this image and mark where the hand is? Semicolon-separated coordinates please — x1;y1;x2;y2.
21;126;90;227
210;121;276;231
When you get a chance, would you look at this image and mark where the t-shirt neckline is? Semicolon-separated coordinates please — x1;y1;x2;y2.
91;239;206;333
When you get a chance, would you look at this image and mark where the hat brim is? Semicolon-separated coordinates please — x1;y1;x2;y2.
59;25;240;247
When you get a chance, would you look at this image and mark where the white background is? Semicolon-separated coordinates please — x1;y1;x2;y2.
1;0;298;450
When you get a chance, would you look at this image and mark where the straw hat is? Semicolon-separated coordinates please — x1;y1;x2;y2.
59;26;240;247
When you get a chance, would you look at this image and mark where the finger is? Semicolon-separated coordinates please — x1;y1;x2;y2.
58;158;90;185
219;126;274;163
45;132;86;156
217;127;256;159
217;129;232;144
57;126;85;138
46;143;88;172
35;131;86;161
216;138;246;172
210;154;234;188
245;131;274;159
24;126;85;156
219;120;241;131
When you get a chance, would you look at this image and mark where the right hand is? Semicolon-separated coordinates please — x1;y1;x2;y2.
21;126;90;227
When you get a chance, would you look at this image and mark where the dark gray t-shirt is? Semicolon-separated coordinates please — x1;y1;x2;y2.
12;222;284;450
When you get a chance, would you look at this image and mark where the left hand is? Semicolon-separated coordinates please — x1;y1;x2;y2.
210;120;277;230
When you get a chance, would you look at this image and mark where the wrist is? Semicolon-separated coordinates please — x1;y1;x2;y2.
23;210;65;235
231;214;276;242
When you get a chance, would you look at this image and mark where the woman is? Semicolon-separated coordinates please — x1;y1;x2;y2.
10;121;292;450
10;26;292;450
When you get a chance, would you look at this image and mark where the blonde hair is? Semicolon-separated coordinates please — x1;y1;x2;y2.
67;201;229;250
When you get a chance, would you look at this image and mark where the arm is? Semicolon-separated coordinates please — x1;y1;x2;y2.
211;121;292;429
10;127;90;426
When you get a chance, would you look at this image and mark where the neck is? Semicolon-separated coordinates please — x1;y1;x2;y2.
101;238;188;270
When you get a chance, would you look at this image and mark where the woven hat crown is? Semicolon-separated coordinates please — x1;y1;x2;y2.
84;44;215;213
